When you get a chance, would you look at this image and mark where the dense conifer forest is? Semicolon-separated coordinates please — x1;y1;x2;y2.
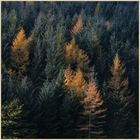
1;1;138;138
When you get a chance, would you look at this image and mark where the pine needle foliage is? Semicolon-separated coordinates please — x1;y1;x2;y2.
2;99;37;138
94;2;102;16
1;2;138;139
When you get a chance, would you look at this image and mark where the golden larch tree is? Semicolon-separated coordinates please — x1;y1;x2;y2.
109;53;128;96
10;27;32;80
64;66;74;90
12;28;26;49
107;53;134;137
64;67;86;96
65;39;90;71
72;68;87;96
76;79;107;138
71;16;83;37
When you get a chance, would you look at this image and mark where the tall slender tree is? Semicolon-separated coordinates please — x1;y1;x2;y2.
10;27;32;80
64;67;86;96
107;53;135;138
65;39;90;71
71;16;83;37
2;99;37;138
76;79;107;138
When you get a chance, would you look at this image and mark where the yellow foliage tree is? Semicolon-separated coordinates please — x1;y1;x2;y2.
65;40;90;71
107;54;135;137
71;16;83;37
84;80;103;109
10;27;32;80
77;79;107;138
64;65;74;90
109;53;127;93
12;28;26;49
64;67;86;96
72;68;87;96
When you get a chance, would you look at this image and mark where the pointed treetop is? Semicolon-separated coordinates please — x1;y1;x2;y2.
111;53;125;76
71;16;83;37
12;27;26;49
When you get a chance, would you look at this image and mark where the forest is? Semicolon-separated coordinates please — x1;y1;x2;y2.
1;1;139;138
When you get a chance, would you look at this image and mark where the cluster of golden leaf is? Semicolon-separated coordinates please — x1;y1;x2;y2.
109;53;128;92
9;28;32;80
64;66;87;96
64;16;90;96
71;16;83;37
65;41;90;71
84;80;103;109
64;16;106;119
64;15;129;138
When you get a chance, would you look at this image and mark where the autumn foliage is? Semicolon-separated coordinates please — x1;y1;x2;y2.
109;53;129;97
106;53;136;137
77;79;107;138
64;67;86;96
2;2;138;138
84;80;103;110
64;66;74;90
10;28;32;80
71;16;83;37
65;40;90;71
73;69;87;95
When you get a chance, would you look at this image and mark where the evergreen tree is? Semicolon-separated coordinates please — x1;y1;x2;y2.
60;91;82;138
94;2;102;16
29;12;48;88
35;71;64;138
1;2;138;139
44;32;65;82
2;9;19;68
2;99;37;138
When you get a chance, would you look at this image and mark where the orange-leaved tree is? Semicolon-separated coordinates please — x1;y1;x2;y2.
72;68;87;96
71;16;83;37
64;65;74;90
10;27;32;80
65;39;90;71
107;53;134;137
109;53;128;98
76;79;107;138
64;67;87;96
